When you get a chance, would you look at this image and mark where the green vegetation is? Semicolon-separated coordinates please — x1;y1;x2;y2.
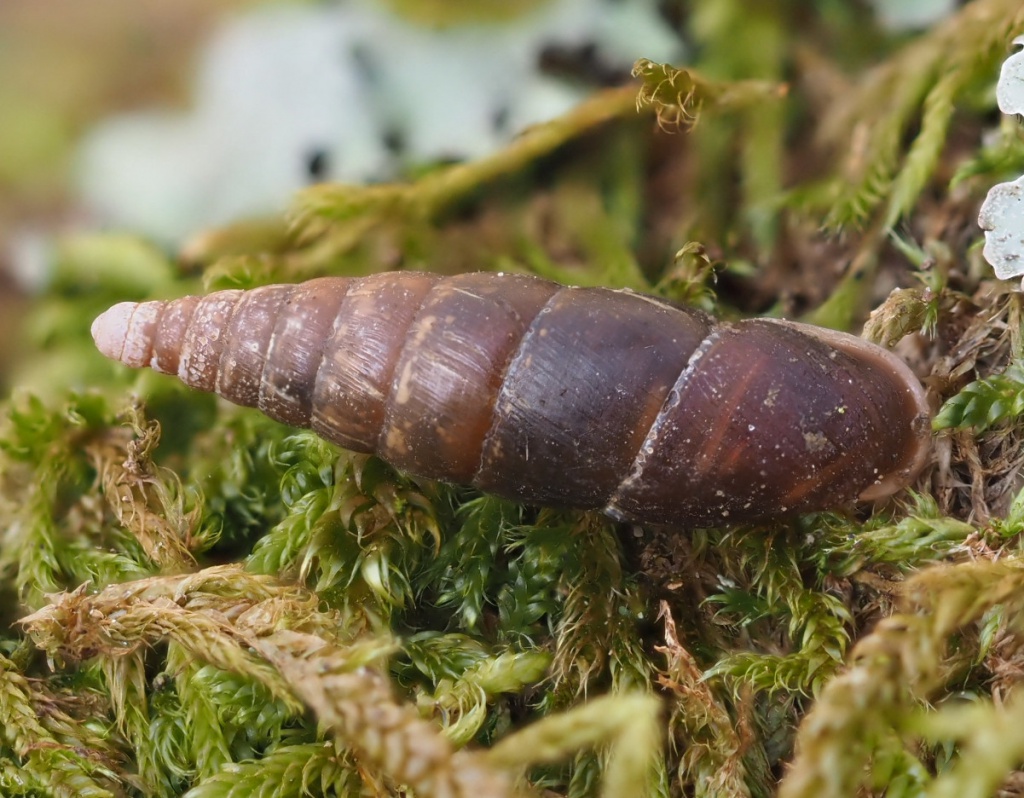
4;1;1024;795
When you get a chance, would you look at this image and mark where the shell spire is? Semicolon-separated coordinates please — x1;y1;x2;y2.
92;302;147;366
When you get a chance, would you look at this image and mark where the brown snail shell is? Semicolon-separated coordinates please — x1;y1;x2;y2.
92;271;930;527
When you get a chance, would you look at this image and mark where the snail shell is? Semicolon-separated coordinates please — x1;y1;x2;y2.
92;271;930;527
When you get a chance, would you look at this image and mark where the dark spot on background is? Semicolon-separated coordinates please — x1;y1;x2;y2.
382;126;406;156
348;40;379;84
305;148;330;181
537;41;626;85
491;103;511;135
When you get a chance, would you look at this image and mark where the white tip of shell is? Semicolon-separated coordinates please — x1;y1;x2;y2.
91;302;137;362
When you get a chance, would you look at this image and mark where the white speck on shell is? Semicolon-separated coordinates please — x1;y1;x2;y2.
91;303;138;362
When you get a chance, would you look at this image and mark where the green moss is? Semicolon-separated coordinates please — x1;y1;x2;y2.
5;2;1024;796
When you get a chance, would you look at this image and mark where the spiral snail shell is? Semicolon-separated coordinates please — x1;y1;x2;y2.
92;271;930;527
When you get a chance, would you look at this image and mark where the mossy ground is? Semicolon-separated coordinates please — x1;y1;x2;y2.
4;2;1024;796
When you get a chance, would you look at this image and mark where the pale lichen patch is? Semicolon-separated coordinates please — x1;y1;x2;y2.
803;431;830;453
